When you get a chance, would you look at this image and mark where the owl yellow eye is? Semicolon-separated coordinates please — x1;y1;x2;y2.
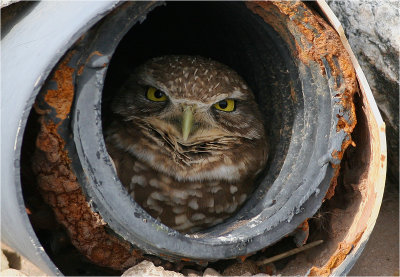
214;99;235;112
146;87;168;102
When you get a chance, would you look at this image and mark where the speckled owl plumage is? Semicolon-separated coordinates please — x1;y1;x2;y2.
105;55;268;233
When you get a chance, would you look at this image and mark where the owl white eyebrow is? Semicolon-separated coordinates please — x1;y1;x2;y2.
207;90;246;103
230;90;246;99
170;97;210;107
140;75;171;94
170;91;246;106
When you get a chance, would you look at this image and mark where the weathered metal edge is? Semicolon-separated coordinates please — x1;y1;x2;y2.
314;1;387;275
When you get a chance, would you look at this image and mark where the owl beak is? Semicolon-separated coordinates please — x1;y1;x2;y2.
182;105;194;142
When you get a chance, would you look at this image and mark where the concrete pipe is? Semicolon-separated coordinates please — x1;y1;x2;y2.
1;1;386;276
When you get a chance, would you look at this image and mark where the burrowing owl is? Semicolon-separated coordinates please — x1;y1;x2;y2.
105;55;268;233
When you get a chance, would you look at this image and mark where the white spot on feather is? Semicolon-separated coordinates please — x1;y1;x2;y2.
146;198;163;214
150;191;166;201
239;194;247;204
210;186;222;194
175;214;187;225
188;199;199;210
191;213;206;221
172;206;185;214
149;179;159;188
171;190;188;199
230;185;238;194
131;175;146;187
187;189;203;198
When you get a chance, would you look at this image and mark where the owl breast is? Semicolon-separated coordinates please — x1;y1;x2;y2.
106;122;257;233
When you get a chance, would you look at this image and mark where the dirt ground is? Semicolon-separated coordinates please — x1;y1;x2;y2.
349;189;399;276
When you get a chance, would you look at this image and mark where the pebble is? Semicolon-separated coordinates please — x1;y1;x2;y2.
0;268;27;276
203;268;221;276
122;260;184;277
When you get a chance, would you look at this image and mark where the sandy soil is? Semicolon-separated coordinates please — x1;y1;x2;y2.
349;190;399;276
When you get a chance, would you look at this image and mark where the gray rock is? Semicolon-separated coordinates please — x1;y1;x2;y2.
122;260;184;277
203;268;221;276
327;0;399;185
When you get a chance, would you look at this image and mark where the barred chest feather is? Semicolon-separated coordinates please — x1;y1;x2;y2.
106;143;252;233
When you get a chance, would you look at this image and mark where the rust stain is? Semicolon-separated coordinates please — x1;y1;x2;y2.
326;134;354;200
33;117;143;270
336;113;356;134
325;168;339;200
90;50;103;57
77;64;85;76
299;220;309;232
247;1;358;202
247;1;357;121
246;2;297;54
294;219;310;245
308;231;364;276
238;254;251;263
33;51;144;270
45;52;75;120
85;50;103;64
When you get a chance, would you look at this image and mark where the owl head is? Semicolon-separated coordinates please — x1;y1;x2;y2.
109;55;268;183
